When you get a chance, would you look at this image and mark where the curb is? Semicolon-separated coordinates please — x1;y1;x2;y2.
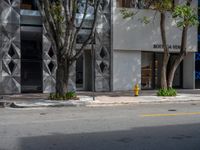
13;101;90;108
0;101;91;108
0;95;200;108
0;96;93;108
0;101;23;108
87;100;200;107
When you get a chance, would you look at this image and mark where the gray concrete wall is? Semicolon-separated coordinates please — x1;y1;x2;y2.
112;1;197;52
183;53;195;89
113;50;141;91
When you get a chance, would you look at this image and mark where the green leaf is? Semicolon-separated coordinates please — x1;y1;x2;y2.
172;4;199;28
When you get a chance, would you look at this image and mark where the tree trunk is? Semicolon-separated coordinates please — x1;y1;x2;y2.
167;25;188;88
167;0;191;88
160;12;170;89
56;59;70;96
167;55;184;88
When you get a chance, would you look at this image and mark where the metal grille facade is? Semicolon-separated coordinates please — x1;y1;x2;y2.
0;0;21;94
95;0;111;91
0;0;112;94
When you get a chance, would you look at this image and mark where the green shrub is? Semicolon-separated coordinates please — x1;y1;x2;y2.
157;88;177;96
49;92;79;100
65;92;77;99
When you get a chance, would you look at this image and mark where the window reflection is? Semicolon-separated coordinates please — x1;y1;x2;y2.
21;0;38;10
116;0;174;9
76;0;94;44
77;0;94;15
141;52;153;89
116;0;146;8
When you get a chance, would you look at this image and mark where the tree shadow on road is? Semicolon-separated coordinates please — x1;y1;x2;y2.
17;123;200;150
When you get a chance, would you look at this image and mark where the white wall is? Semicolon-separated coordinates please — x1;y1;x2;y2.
183;53;195;89
113;1;197;52
113;50;141;91
112;1;197;91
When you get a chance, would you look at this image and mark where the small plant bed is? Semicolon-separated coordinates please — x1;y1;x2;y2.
48;92;79;100
157;88;177;96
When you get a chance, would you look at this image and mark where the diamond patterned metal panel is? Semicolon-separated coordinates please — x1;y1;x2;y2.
43;28;76;93
1;23;20;42
0;1;20;24
42;34;57;93
68;62;76;92
95;0;111;91
0;60;2;93
2;76;20;93
0;0;20;94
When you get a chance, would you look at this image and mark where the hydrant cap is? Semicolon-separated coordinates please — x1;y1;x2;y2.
135;84;139;89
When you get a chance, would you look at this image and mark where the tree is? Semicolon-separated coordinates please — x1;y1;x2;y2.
36;0;101;96
148;0;174;89
168;1;198;88
121;0;198;89
147;0;198;89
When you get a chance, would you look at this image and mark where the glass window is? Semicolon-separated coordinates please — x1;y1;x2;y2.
116;0;175;9
76;0;94;44
141;52;154;89
116;0;146;8
21;0;38;10
77;0;94;15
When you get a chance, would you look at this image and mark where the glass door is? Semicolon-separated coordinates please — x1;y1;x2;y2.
21;26;43;93
141;52;154;89
76;55;84;89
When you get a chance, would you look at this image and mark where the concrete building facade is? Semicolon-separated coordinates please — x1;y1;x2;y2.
0;0;198;94
113;0;197;91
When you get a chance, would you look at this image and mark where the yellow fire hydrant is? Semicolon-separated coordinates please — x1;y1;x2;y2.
134;84;140;96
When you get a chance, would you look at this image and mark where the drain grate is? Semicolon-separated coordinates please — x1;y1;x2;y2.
40;113;47;115
168;109;177;112
191;103;197;106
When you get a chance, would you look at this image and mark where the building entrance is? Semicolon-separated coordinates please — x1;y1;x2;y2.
21;26;43;93
76;50;92;91
141;52;182;89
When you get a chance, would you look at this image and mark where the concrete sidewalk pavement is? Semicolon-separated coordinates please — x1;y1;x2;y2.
90;94;200;106
1;90;200;108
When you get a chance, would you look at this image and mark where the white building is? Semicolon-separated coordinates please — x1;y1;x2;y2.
112;0;197;91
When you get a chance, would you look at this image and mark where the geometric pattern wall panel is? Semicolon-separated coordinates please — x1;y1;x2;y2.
43;33;57;93
68;62;76;92
0;0;21;94
94;0;111;91
0;59;2;93
43;29;76;93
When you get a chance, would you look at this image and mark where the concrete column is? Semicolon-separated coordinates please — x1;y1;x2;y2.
183;52;195;89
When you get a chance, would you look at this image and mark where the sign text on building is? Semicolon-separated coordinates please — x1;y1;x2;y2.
153;44;181;49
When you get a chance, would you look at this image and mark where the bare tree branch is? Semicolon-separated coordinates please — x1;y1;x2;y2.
71;0;101;62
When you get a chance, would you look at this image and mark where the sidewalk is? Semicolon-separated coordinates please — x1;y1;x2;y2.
80;89;200;106
1;89;200;108
91;93;200;106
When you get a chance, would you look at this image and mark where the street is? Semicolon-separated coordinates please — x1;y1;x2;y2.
0;102;200;150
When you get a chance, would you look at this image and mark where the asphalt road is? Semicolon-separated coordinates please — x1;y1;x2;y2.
0;102;200;150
